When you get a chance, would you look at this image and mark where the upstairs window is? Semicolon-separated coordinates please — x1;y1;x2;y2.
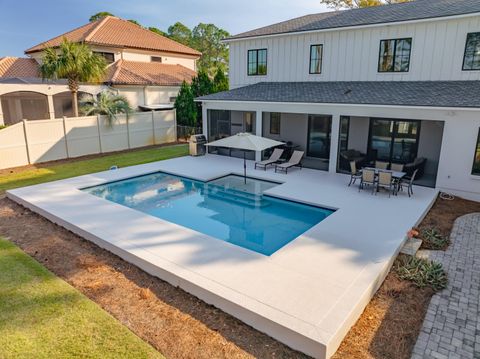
472;129;480;175
309;44;323;74
94;52;115;64
378;38;412;73
248;49;267;76
151;56;163;63
463;33;480;71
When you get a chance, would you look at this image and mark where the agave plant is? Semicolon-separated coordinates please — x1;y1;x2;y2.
80;91;132;126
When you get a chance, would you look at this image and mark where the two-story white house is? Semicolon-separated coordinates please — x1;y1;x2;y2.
198;0;480;201
0;16;200;125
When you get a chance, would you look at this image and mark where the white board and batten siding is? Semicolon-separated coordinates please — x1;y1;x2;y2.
0;110;177;170
229;16;480;89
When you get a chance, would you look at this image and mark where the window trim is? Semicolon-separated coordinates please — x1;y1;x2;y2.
471;128;480;175
247;48;268;76
270;112;281;135
462;32;480;72
93;51;115;64
377;37;412;73
309;44;323;75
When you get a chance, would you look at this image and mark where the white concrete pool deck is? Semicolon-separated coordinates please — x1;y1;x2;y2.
6;154;438;358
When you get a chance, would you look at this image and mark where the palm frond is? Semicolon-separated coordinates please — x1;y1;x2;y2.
80;91;132;126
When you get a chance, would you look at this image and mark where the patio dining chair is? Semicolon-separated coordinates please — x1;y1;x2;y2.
375;161;389;170
359;168;376;194
274;150;304;174
399;169;418;197
348;161;362;186
255;148;284;170
390;163;404;172
376;170;394;197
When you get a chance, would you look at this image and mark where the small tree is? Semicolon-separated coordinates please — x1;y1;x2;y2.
320;0;410;9
175;81;197;127
80;91;132;126
191;70;213;125
213;68;229;92
89;12;114;22
40;39;107;117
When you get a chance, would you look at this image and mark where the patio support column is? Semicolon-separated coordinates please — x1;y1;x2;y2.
255;110;263;161
202;104;208;138
47;95;55;119
329;114;341;173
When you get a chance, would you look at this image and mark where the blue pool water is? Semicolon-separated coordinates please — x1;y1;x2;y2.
83;173;333;255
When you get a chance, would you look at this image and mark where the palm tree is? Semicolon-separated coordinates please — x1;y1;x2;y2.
40;39;107;117
80;91;132;125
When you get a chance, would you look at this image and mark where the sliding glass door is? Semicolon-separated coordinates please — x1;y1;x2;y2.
369;118;420;164
307;115;332;159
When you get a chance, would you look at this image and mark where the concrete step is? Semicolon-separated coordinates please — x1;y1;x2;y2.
400;238;423;256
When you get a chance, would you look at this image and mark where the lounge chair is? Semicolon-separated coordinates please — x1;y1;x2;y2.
376;170;394;197
274;150;304;174
348;160;362;186
255;148;284;170
359;168;376;194
375;161;389;170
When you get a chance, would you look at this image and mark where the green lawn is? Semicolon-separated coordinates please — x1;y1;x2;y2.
0;144;188;193
0;238;163;359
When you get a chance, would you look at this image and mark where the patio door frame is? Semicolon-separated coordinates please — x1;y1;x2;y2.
367;118;421;164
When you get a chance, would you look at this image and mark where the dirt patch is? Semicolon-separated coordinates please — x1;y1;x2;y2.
0;193;475;359
417;195;480;243
0;198;308;359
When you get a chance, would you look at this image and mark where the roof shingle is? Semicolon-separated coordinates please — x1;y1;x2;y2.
0;57;39;78
25;16;201;57
226;0;480;41
197;81;480;108
106;60;196;86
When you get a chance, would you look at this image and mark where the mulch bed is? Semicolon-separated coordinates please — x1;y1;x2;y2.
0;194;476;358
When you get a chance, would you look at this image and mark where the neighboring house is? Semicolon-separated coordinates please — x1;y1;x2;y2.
0;16;200;125
198;0;480;201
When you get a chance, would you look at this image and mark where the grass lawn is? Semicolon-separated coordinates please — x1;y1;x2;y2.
0;238;163;359
0;144;188;193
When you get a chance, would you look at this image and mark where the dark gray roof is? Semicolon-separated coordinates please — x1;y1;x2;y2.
226;0;480;40
197;81;480;108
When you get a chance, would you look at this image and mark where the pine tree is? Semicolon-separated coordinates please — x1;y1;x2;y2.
213;68;229;92
174;82;197;127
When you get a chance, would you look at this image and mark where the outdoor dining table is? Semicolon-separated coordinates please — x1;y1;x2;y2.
362;167;407;194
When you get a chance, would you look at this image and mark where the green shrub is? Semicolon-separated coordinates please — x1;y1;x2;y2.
421;228;450;250
394;255;447;291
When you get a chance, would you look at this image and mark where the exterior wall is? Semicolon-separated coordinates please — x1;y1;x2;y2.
262;112;308;150
122;50;196;70
115;86;181;109
347;116;369;153
0;110;177;169
228;15;480;88
202;100;480;202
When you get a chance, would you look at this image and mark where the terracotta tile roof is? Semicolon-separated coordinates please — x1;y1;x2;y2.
106;60;196;86
0;57;39;78
25;16;201;57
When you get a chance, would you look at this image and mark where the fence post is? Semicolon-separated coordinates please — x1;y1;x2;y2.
173;109;177;142
126;114;131;149
22;119;31;165
96;115;103;153
151;110;156;145
62;116;70;158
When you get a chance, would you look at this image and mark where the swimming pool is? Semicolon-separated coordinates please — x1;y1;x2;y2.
83;172;333;255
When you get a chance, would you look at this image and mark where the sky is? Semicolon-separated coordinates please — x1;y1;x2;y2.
0;0;329;57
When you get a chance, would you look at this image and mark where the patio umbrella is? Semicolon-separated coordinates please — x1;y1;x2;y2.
205;133;284;183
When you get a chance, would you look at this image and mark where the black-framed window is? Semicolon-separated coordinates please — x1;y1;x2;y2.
463;33;480;71
270;113;281;135
472;129;480;175
309;44;323;74
248;49;267;76
378;38;412;73
151;56;163;63
307;115;332;159
94;52;115;64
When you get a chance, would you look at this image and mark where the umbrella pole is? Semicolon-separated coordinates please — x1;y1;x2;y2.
243;151;247;184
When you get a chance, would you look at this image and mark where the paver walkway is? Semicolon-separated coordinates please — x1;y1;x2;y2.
412;213;480;359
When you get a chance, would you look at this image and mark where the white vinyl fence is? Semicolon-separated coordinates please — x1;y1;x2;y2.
0;110;177;170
